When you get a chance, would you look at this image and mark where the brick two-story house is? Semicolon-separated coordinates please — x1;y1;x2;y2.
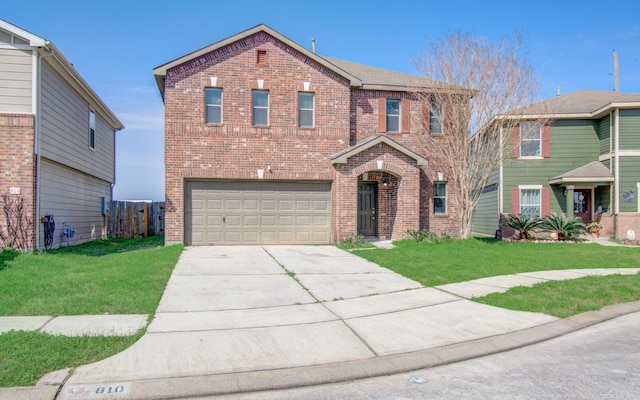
154;24;460;245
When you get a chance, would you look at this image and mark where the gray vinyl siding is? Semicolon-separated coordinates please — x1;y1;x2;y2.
472;184;499;236
0;48;32;113
597;114;611;155
503;120;600;214
619;109;640;150
618;156;640;213
39;158;111;248
39;60;115;183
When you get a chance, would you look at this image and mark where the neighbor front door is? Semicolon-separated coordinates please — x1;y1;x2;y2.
358;182;377;237
573;189;591;224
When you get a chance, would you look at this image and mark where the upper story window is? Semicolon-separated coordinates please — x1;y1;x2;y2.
298;92;314;128
430;101;443;134
520;188;541;218
205;88;222;124
88;109;95;149
520;122;541;157
252;90;269;126
386;99;400;132
433;182;447;214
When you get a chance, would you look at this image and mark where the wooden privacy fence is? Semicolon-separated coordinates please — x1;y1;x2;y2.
108;201;165;238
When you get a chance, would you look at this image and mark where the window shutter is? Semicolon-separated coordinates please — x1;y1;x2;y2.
422;104;430;133
510;188;520;214
378;98;386;133
541;124;551;158
541;188;551;216
401;99;410;133
510;126;520;158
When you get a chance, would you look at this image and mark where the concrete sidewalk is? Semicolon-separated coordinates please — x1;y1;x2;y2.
2;246;639;400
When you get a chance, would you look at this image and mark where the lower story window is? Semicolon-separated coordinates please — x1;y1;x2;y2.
434;182;446;214
520;188;541;218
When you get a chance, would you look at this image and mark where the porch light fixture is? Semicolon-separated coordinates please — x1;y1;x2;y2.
377;160;384;169
382;178;388;187
257;169;264;179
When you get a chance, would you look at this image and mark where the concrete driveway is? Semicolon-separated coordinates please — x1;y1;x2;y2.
51;245;569;399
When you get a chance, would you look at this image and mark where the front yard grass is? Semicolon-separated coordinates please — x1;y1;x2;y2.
0;237;183;387
353;238;640;287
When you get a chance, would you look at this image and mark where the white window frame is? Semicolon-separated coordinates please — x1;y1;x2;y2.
520;122;542;158
433;182;447;214
252;90;269;126
519;185;542;218
430;101;443;134
298;92;314;128
386;99;400;132
205;87;222;124
88;109;96;150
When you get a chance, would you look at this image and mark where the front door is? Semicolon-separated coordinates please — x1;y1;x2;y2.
358;182;377;236
573;189;591;224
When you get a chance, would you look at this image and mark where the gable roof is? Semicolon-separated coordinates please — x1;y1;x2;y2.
153;24;452;99
549;161;614;186
510;89;640;119
330;135;428;166
0;18;123;130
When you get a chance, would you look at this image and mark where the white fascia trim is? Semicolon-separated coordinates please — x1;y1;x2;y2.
618;150;640;157
0;19;46;47
518;184;543;190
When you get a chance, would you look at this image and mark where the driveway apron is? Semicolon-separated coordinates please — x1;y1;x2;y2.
63;245;556;386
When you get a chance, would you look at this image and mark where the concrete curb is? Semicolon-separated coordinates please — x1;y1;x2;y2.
47;301;639;400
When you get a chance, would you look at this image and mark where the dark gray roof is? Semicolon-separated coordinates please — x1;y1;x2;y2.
549;161;614;185
321;57;453;92
514;89;640;118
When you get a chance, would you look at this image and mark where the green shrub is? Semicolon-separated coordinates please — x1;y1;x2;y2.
541;213;586;241
502;214;543;240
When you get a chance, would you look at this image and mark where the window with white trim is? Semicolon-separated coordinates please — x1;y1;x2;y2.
298;92;314;128
520;188;541;218
89;109;95;149
434;182;447;214
252;90;269;126
430;101;443;134
386;99;400;132
205;88;222;124
520;122;541;157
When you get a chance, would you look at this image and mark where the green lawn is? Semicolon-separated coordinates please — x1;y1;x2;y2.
0;237;183;387
353;238;640;287
474;273;640;318
0;236;182;316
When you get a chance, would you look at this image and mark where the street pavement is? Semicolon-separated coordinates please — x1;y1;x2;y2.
0;245;638;400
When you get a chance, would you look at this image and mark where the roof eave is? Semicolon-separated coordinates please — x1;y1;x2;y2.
549;177;614;185
331;135;428;166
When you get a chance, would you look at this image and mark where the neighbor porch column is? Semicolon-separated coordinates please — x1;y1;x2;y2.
565;185;574;217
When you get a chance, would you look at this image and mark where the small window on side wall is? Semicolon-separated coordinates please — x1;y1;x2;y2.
88;110;95;149
298;92;314;128
430;101;443;134
520;188;541;218
434;182;447;214
205;88;222;124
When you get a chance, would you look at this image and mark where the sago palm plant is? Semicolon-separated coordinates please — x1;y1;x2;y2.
541;213;586;241
503;214;542;240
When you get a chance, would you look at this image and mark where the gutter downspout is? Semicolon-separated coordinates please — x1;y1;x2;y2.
34;43;54;250
614;108;620;237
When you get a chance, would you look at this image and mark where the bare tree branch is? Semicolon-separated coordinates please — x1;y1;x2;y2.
409;31;551;238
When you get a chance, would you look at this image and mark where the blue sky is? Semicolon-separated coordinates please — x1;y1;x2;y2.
3;0;640;201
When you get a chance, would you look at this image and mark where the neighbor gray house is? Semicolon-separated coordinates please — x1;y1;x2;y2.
0;18;124;249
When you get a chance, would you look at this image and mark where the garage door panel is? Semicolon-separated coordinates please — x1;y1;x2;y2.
185;181;332;245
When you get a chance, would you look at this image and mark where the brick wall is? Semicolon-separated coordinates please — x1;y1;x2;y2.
163;31;461;243
613;213;640;239
163;32;350;244
0;114;36;247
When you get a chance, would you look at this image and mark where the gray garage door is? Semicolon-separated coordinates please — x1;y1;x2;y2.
185;181;332;245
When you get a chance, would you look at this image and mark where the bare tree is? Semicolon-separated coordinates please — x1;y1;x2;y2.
0;195;34;251
410;31;550;238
